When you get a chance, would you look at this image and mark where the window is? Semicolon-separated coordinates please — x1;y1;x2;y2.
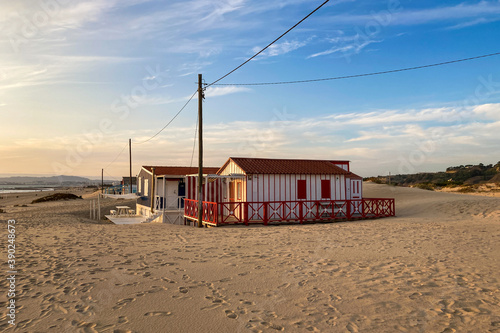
144;179;149;196
297;180;307;199
138;177;142;193
237;182;242;200
321;179;331;199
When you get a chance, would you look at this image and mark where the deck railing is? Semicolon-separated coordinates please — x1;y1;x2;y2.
184;198;395;227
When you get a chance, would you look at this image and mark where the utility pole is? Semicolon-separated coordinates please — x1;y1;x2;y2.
197;74;204;228
129;138;133;194
101;169;104;193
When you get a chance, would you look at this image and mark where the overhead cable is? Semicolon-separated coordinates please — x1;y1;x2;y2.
210;51;500;86
104;142;129;169
134;90;198;145
206;0;330;87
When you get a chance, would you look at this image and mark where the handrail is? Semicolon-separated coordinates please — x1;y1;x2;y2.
184;198;395;226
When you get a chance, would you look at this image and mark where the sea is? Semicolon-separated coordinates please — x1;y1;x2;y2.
0;184;60;194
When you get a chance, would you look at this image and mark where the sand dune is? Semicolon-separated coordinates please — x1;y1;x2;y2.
0;183;499;332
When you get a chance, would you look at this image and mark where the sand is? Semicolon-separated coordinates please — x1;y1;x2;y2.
1;183;499;332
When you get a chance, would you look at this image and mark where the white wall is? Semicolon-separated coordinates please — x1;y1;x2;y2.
246;174;347;202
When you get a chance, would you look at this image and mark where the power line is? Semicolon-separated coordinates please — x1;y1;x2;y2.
104;142;128;170
134;90;198;145
210;51;500;86
103;169;120;181
206;0;330;87
189;114;198;169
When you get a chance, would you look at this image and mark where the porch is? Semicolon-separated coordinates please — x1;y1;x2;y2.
184;198;395;227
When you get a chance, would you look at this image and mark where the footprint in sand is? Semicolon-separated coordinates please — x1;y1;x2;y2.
346;322;359;333
224;309;238;319
260;321;284;331
179;287;189;294
144;311;172;317
113;298;136;310
117;316;129;324
240;299;255;305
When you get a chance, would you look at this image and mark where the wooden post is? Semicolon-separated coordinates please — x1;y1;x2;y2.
97;193;101;221
129;139;133;194
101;169;104;193
197;74;204;228
150;167;156;213
162;176;166;223
299;203;303;224
243;202;248;226
263;203;268;226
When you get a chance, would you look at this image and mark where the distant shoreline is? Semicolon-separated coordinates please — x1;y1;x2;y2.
0;184;67;194
0;187;56;194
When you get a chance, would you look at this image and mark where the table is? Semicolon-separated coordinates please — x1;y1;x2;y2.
116;206;130;216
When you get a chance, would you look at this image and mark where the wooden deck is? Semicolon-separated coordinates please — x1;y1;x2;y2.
105;215;147;225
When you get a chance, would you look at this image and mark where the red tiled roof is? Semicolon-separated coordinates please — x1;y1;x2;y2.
221;158;352;175
143;166;220;176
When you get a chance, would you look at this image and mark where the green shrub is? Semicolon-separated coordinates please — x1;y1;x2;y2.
458;186;475;193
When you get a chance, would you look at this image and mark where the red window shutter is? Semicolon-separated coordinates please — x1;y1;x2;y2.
297;180;307;199
321;179;331;199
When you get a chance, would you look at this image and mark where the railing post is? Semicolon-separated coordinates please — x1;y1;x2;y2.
299;202;303;224
347;200;351;220
263;203;268;225
215;203;219;226
244;202;249;226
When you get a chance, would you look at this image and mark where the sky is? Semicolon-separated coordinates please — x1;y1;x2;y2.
1;0;500;179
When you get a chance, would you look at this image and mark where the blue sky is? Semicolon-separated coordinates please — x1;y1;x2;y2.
1;0;500;178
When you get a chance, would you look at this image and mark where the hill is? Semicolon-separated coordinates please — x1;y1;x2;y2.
366;161;500;191
0;175;92;185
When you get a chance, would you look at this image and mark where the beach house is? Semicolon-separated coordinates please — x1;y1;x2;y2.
184;157;395;226
136;165;219;223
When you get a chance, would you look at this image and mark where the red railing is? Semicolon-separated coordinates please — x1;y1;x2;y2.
184;199;218;225
184;198;395;227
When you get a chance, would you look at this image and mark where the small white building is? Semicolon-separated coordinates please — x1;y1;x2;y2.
136;165;219;223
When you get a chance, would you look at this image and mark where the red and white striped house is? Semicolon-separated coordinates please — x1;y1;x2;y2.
184;157;395;226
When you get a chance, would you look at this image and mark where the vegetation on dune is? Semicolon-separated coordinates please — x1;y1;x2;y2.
365;161;500;191
31;193;83;204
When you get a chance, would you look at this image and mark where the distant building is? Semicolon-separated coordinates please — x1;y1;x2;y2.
122;177;137;186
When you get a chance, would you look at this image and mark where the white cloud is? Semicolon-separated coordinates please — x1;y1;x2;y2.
6;102;499;176
473;103;500;120
252;39;311;58
204;86;251;98
308;39;379;58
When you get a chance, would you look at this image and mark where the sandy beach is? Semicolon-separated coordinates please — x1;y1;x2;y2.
1;183;499;332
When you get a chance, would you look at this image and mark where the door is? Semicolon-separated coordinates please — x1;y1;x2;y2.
178;181;186;208
166;181;179;209
351;179;362;199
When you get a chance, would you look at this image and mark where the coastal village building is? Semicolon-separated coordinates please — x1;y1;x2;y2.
136;166;219;223
184;157;394;226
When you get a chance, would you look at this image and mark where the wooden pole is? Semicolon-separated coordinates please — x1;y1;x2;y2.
97;193;101;221
129;138;133;194
150;167;156;214
197;74;204;228
162;177;166;223
101;169;104;193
